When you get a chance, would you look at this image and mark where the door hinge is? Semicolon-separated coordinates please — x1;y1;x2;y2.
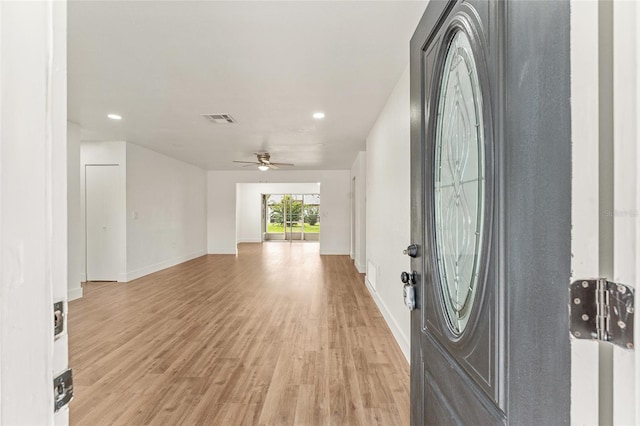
570;278;634;350
54;369;73;412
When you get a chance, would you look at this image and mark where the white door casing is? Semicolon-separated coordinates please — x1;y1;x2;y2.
1;0;69;424
612;1;639;424
52;0;71;424
571;1;640;424
570;1;600;424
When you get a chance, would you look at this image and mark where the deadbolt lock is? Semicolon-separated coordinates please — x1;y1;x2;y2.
403;244;419;258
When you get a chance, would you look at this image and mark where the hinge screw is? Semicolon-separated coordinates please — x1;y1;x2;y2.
581;314;589;321
617;284;627;294
617;320;626;329
574;298;581;305
627;343;634;350
582;281;589;288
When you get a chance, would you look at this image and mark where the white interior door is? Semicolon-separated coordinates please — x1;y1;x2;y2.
86;165;120;281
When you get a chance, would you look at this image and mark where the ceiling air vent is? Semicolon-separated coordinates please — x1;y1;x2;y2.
201;113;237;124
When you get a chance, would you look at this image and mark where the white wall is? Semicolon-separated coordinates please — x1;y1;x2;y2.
68;122;83;300
350;151;366;273
365;66;411;360
208;170;350;255
236;182;321;243
126;143;207;281
80;141;208;282
80;141;127;281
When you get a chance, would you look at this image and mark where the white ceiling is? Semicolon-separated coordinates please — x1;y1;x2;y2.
68;1;427;170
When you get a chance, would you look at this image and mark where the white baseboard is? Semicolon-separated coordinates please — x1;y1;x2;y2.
237;239;262;243
319;250;350;255
80;273;86;282
68;287;83;301
125;250;207;282
364;279;410;363
208;246;237;255
355;259;365;274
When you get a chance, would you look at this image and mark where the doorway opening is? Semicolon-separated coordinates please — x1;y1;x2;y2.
351;177;356;259
262;194;320;242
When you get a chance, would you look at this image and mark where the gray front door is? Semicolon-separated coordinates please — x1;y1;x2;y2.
409;1;571;424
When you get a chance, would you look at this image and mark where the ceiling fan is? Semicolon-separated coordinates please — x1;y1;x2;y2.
232;153;294;171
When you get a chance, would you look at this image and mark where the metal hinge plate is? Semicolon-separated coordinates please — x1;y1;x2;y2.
570;278;634;350
54;301;64;338
54;369;73;412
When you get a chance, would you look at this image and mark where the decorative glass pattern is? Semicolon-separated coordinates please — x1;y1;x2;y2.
433;30;485;335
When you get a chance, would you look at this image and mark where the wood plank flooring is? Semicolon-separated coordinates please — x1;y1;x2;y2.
69;243;409;425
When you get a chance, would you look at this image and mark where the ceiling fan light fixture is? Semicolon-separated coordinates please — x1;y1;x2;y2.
312;112;325;119
258;165;270;171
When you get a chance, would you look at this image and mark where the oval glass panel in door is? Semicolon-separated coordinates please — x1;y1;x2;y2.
433;29;485;336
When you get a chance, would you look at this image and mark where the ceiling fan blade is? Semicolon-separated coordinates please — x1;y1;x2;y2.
233;153;293;169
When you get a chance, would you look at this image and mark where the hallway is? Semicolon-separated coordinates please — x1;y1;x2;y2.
69;243;410;425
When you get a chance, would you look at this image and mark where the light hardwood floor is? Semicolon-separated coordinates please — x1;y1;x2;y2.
69;243;409;425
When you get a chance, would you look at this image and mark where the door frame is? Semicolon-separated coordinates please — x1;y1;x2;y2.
262;193;320;243
570;0;601;423
351;177;356;260
611;1;640;423
571;1;640;423
0;0;69;423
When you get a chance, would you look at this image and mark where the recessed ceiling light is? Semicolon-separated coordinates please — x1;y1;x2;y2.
258;165;270;172
107;114;122;120
313;112;325;119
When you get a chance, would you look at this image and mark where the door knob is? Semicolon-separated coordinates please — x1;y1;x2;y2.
403;244;418;258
